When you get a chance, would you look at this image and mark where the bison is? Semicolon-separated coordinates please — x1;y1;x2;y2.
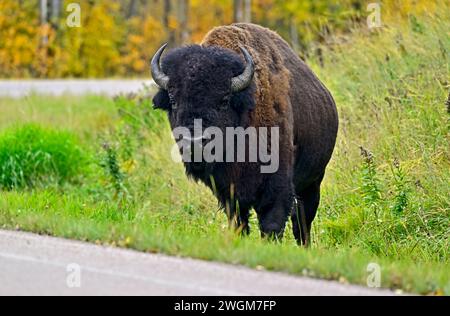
151;23;339;245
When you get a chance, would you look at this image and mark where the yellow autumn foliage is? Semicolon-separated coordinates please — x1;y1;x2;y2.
0;0;444;78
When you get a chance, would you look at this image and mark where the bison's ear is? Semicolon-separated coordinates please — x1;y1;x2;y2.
231;90;255;113
153;89;170;111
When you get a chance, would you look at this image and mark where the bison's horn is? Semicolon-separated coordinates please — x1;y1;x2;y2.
151;43;170;90
231;47;255;93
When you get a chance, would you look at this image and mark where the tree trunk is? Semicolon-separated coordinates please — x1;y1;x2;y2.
177;0;190;45
50;0;61;28
39;0;49;46
39;0;49;77
163;0;176;47
127;0;139;18
40;0;48;25
244;0;251;23
233;0;243;23
290;18;299;52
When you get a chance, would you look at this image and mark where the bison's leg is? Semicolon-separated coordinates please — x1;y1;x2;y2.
291;198;307;246
291;197;313;247
257;190;293;241
226;202;251;236
292;177;323;247
238;209;251;236
233;208;251;236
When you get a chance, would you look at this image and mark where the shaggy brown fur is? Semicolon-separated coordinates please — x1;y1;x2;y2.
202;24;293;129
202;23;338;185
201;24;338;243
153;23;339;244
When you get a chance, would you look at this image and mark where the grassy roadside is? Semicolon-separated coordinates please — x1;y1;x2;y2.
0;8;449;295
1;188;449;295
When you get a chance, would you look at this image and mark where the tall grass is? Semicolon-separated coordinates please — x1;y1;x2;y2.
309;7;450;263
0;125;87;189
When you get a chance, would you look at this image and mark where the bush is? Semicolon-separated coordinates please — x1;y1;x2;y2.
0;125;87;189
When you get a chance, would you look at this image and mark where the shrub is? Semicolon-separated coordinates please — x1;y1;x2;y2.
0;124;87;189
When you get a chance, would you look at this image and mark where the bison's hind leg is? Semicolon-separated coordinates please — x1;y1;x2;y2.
292;176;323;247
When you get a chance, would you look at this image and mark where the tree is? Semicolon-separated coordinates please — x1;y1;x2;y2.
233;0;243;22
0;0;438;78
290;18;299;52
39;0;48;26
177;0;190;44
50;0;62;27
0;1;40;77
127;0;139;18
244;0;251;23
163;0;176;47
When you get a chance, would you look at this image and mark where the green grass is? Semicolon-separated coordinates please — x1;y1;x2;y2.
0;9;449;295
0;125;87;189
0;94;117;139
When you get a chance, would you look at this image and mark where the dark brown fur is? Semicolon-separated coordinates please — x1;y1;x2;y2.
153;23;339;244
202;24;338;243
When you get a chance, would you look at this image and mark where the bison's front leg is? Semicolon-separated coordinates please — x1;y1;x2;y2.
256;181;294;240
223;190;251;236
226;204;251;236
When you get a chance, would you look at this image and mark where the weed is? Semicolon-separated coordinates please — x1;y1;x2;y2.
359;146;382;220
100;141;128;201
390;159;409;216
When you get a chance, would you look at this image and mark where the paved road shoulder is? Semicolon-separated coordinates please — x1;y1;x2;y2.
0;80;154;98
0;230;397;296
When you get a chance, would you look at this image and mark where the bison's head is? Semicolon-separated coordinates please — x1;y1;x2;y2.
151;44;255;134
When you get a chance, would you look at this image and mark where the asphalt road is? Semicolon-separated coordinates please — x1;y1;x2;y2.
0;230;397;296
0;80;155;98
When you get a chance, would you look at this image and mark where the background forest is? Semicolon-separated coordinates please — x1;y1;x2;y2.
0;0;437;78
